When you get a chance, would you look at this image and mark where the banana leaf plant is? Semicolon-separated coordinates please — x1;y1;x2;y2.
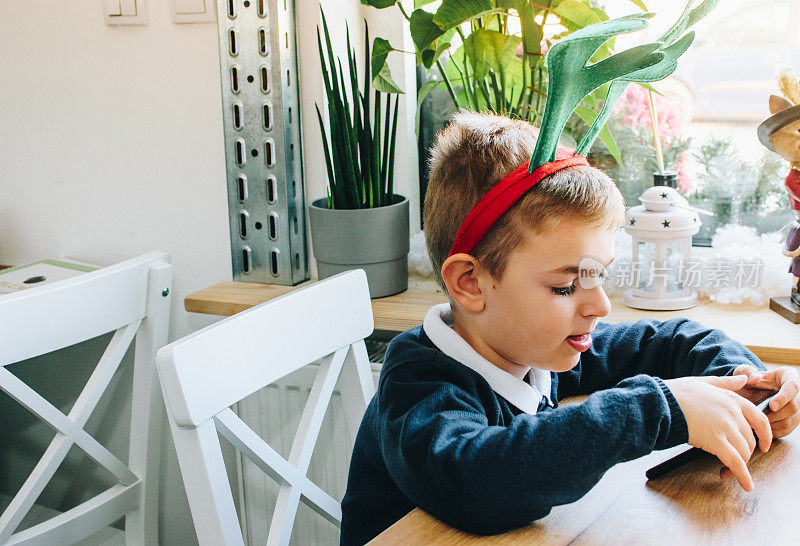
362;0;642;163
316;9;401;210
362;0;718;167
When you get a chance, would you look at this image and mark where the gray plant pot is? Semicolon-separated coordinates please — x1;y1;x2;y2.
308;195;409;298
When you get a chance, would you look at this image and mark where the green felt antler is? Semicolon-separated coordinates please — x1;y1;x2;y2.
530;0;719;172
575;0;719;157
660;0;720;47
529;14;664;171
574;33;694;156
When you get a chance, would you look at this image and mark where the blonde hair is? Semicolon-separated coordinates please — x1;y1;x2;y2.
423;111;625;290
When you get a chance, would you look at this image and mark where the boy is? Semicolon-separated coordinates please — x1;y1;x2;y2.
339;112;800;545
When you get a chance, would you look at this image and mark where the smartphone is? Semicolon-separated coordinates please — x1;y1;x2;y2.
645;389;778;481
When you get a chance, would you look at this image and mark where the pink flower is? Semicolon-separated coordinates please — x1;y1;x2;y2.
614;85;686;142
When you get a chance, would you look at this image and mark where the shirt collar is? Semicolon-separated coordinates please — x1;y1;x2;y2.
422;303;552;415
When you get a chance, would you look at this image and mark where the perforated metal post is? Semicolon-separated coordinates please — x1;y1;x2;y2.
217;0;308;285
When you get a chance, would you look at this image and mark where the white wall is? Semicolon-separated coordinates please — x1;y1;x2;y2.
0;0;417;543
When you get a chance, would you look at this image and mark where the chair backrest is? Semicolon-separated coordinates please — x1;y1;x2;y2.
157;269;376;546
0;251;171;545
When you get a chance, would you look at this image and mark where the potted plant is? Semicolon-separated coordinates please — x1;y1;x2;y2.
361;0;632;163
309;10;409;298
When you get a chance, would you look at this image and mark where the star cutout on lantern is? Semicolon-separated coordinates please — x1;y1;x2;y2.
660;192;668;199
629;218;636;226
662;219;671;228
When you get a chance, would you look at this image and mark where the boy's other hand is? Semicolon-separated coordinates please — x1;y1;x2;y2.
664;375;772;492
730;364;800;438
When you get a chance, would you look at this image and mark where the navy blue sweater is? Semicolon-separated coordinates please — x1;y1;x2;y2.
339;318;766;545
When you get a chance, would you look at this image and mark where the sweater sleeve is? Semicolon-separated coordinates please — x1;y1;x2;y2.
377;359;686;535
557;318;768;398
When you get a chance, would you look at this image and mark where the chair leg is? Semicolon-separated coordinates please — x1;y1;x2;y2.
338;342;376;442
126;261;171;545
169;410;246;546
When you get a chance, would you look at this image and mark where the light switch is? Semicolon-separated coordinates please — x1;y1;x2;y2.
120;0;137;16
105;0;121;17
105;0;148;25
170;0;216;23
174;0;206;14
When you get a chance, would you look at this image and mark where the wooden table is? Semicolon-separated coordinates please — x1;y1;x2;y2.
369;403;800;545
186;279;800;542
185;276;800;365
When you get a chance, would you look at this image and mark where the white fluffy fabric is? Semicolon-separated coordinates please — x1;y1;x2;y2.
409;226;795;307
408;230;434;276
701;225;793;305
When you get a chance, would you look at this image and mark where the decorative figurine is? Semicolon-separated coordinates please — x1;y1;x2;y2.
756;67;800;323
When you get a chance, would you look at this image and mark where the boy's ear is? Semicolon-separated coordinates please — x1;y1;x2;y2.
441;254;486;313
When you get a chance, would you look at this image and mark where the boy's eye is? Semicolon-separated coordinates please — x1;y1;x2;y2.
551;284;576;297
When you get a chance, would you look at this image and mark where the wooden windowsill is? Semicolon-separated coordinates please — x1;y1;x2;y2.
185;275;800;365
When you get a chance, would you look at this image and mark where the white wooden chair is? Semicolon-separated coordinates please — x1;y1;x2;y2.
157;269;376;546
0;251;171;545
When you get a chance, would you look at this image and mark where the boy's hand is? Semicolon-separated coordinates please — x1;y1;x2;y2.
664;375;772;492
730;364;800;438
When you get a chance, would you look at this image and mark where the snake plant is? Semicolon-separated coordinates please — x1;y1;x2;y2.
316;9;400;210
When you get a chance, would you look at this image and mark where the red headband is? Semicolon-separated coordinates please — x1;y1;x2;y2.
448;147;590;256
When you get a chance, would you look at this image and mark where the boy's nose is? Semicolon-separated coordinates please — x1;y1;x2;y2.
581;286;611;318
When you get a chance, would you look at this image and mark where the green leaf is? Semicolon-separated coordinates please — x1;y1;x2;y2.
370;34;403;93
373;62;404;93
381;93;392;199
371;37;397;82
440;27;456;44
595;123;622;166
421;41;450;69
316;105;338;207
638;81;658;94
444;44;466;84
588;81;611;107
415;79;444;136
591;8;611;22
414;0;437;7
360;0;396;8
497;0;526;11
433;0;496;31
502;57;524;102
519;3;543;57
462;29;521;79
388;95;399;198
574;105;623;166
553;0;604;29
409;8;445;51
627;0;648;11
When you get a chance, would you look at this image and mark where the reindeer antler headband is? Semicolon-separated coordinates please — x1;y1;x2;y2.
449;1;718;257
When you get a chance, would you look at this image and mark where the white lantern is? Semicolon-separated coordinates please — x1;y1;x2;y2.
623;185;701;310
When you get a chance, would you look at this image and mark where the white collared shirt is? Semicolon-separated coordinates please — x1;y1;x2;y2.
422;303;553;415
